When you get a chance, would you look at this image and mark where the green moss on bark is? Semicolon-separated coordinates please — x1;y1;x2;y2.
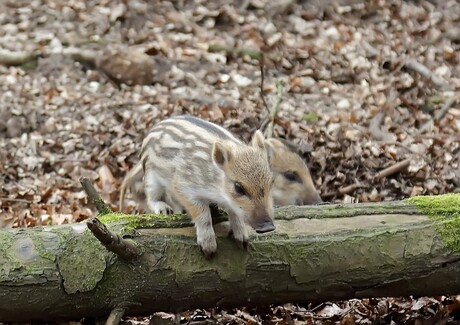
406;194;460;252
57;229;112;294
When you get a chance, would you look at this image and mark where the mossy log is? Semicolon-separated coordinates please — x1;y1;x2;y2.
1;194;460;322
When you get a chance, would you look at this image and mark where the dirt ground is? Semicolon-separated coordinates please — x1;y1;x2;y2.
0;0;459;323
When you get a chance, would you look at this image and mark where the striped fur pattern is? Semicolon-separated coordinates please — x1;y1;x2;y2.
128;115;275;258
120;127;322;214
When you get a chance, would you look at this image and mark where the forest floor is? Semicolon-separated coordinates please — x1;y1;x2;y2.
0;0;459;324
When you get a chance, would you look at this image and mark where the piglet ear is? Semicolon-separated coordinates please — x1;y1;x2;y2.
251;130;266;150
212;141;232;170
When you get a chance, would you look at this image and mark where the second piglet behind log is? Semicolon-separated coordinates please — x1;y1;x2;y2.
265;138;322;206
139;115;275;258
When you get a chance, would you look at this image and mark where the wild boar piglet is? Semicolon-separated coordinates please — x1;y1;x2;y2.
265;138;322;206
135;115;276;258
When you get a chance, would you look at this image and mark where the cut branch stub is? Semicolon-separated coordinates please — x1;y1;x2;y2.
87;217;142;260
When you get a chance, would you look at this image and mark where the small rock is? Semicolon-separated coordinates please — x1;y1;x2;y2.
219;74;230;83
289;16;316;36
232;74;252;87
299;76;316;88
263;22;277;36
49;37;63;51
267;33;282;47
337;99;350;110
325;26;340;40
446;27;460;43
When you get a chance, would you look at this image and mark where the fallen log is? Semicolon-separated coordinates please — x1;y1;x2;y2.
0;194;459;322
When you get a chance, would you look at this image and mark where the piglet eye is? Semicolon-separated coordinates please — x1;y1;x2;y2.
234;182;246;196
283;171;299;182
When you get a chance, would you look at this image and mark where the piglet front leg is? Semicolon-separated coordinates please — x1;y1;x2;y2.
173;189;217;259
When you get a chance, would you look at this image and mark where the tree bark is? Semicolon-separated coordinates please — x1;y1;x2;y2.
0;194;459;322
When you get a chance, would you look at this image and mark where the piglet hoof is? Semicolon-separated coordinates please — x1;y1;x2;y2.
235;238;249;251
151;202;174;215
198;237;217;260
201;248;217;260
229;231;249;250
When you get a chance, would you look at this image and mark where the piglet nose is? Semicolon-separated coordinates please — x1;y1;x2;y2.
301;192;323;205
255;219;276;233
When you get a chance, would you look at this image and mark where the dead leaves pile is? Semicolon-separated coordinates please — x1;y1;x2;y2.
0;0;460;323
144;295;460;324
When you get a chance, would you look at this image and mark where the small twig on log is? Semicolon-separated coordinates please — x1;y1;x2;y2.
404;59;449;90
80;177;112;215
105;307;125;325
87;217;141;260
373;158;411;180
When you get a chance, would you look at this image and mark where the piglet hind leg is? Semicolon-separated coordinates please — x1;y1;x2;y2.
144;167;174;215
173;189;217;259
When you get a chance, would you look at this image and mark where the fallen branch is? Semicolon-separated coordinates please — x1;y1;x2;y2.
87;217;142;260
404;59;449;90
373;158;411;180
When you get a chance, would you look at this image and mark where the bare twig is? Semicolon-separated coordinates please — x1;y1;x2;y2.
0;47;100;67
373;158;411;180
378;141;427;159
87;217;142;260
322;183;365;199
0;197;33;204
208;43;263;60
434;96;457;121
105;307;125;325
80;177;112;215
265;80;284;138
404;59;449;90
260;60;270;115
258;59;274;135
0;49;41;66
